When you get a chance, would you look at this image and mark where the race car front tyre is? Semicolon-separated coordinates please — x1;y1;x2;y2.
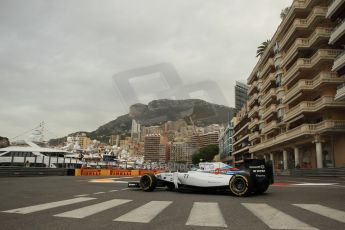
229;174;251;197
140;174;157;192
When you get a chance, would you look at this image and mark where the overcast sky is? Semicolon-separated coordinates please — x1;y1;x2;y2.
0;0;292;140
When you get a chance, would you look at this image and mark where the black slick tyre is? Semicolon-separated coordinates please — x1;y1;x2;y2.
140;174;157;192
229;174;251;197
255;180;270;194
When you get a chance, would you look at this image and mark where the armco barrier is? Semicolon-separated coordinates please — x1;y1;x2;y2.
80;169;101;176
110;170;132;176
139;170;161;175
0;167;75;177
74;169;163;176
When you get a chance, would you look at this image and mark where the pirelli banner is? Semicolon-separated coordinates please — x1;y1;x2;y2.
75;169;162;176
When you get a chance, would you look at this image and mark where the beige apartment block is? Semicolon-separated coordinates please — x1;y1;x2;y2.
231;106;251;166
247;0;345;170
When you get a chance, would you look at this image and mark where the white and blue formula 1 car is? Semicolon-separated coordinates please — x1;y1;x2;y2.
128;159;274;197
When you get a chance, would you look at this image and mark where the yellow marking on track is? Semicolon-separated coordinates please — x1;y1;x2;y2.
89;179;116;183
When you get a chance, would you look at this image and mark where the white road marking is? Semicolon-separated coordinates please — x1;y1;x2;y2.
242;203;317;230
120;188;130;191
54;199;132;219
186;202;227;227
93;192;105;195
108;190;118;192
3;197;95;214
293;204;345;223
74;194;89;197
292;183;339;186
114;201;172;223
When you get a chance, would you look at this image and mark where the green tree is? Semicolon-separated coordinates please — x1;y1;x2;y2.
280;7;290;20
192;144;219;164
256;39;271;57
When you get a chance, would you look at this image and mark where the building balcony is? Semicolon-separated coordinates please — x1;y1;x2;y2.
248;81;257;96
329;20;345;45
262;121;278;134
232;146;250;156
335;83;345;101
284;96;345;122
284;72;342;103
233;134;249;147
261;88;276;106
248;118;259;130
248;105;259;119
248;93;258;107
247;0;315;85
274;53;282;69
280;6;328;50
248;131;260;142
262;104;277;120
332;50;345;73
283;49;343;85
326;0;345;20
282;27;332;68
260;58;274;79
250;120;345;153
261;73;275;93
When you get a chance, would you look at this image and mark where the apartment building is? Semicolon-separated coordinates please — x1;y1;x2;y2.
170;142;196;164
235;81;249;112
78;133;92;151
218;124;233;163
247;0;345;170
327;0;345;101
143;135;161;162
231;105;251;166
191;131;219;149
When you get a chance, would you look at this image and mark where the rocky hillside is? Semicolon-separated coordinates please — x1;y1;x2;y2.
49;99;234;145
0;136;10;148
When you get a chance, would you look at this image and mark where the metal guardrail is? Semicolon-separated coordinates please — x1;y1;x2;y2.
0;167;75;177
290;167;345;177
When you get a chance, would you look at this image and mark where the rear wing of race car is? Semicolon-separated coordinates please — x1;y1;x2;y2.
243;159;274;185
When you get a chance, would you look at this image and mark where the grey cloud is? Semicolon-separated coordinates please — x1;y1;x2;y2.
0;0;292;139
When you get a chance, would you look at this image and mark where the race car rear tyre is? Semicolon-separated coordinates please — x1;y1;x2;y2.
229;174;251;197
255;180;270;195
140;174;157;192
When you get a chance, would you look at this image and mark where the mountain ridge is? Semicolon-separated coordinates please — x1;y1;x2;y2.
49;99;234;145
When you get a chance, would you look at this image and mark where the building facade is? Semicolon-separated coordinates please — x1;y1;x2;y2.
231;105;251;166
235;81;249;111
327;0;345;101
191;131;219;149
218;125;233;163
144;135;161;162
170;142;196;164
130;120;141;144
78;133;92;151
247;0;345;170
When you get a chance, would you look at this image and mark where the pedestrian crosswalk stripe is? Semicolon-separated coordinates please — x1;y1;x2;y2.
186;202;227;228
54;199;132;219
114;201;172;223
2;197;96;214
293;204;345;223
242;203;318;230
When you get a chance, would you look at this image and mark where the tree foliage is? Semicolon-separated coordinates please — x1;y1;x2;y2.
192;144;219;164
256;39;271;57
280;7;290;20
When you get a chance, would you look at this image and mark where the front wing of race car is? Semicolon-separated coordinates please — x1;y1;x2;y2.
128;159;274;197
